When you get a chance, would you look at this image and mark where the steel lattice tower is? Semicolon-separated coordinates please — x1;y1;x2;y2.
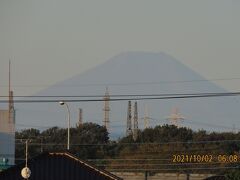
144;104;150;129
103;87;110;131
133;101;138;141
166;107;185;127
126;101;132;136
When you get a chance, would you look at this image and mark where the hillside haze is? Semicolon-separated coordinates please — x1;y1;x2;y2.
16;52;240;137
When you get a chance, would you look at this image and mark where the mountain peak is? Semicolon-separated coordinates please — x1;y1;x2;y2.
16;52;239;138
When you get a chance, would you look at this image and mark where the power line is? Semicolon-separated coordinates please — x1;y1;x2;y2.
6;91;240;98
142;116;240;131
12;139;240;146
14;116;240;131
1;92;240;103
16;123;55;129
0;92;235;98
185;119;240;131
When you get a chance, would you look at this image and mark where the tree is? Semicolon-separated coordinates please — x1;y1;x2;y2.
225;170;240;180
15;123;110;162
15;128;41;164
70;122;109;159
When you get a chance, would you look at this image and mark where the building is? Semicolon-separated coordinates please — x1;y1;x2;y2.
0;62;15;167
0;109;15;166
0;152;122;180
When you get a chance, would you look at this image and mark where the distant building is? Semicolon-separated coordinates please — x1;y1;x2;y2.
0;109;15;166
0;152;122;180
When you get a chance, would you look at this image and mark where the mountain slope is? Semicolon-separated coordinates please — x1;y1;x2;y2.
16;52;240;137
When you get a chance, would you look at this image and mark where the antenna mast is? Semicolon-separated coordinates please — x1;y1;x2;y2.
8;60;11;123
8;60;14;124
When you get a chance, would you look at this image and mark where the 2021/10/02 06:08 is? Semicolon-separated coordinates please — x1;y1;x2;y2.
172;154;239;163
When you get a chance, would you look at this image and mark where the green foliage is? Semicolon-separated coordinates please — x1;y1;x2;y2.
70;123;109;159
15;124;240;175
15;123;109;161
225;170;240;180
137;125;193;143
15;128;41;164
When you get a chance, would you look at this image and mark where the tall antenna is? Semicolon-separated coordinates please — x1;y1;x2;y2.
133;101;138;141
144;104;150;129
8;60;11;123
166;107;185;127
103;87;110;131
126;101;132;136
9;60;11;95
8;60;14;124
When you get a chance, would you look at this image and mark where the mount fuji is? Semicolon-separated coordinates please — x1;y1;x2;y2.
15;52;240;138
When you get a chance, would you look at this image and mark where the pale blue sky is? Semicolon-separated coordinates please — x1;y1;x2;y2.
0;0;240;96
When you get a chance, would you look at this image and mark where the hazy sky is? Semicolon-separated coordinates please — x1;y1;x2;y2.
0;0;240;97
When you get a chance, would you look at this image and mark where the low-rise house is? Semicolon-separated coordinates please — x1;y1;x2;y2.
0;152;122;180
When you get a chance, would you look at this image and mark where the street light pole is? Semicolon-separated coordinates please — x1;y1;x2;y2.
59;101;70;150
21;140;31;179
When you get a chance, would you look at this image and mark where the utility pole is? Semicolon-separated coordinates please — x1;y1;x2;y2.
145;171;148;180
40;137;43;153
21;140;31;179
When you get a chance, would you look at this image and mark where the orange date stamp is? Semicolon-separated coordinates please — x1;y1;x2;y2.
172;154;239;163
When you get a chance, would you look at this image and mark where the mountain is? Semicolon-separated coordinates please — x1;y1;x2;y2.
15;52;240;138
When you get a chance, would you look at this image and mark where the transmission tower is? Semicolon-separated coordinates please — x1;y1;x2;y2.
232;124;237;134
166;107;184;127
133;101;139;141
126;101;132;136
144;104;150;129
103;87;110;131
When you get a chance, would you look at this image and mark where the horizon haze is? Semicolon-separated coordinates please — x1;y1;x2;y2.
13;51;240;138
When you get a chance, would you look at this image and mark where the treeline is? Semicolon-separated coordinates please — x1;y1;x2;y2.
15;123;110;161
15;123;240;176
115;125;240;175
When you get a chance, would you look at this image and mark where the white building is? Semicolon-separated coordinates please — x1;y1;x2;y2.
0;109;15;165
